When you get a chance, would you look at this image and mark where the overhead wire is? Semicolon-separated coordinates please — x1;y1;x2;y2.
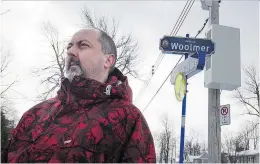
134;0;195;103
172;0;194;36
170;0;191;36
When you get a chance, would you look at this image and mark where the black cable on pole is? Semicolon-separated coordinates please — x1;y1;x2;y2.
195;18;209;38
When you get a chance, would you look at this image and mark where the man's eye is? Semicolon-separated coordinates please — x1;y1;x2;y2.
80;43;90;47
67;46;71;50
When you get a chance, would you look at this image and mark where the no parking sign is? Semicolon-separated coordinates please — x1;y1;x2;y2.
220;104;231;126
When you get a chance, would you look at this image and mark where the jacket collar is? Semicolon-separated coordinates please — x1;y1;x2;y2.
57;68;132;107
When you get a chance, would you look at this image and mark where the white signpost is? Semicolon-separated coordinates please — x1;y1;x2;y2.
220;104;231;126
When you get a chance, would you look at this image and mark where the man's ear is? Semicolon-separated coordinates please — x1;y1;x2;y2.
104;54;115;69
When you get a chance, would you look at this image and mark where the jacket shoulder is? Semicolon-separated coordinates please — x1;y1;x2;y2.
29;98;58;111
19;98;59;121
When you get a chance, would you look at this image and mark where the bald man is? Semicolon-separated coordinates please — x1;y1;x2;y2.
1;29;156;163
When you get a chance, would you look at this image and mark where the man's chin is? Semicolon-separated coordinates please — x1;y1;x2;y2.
66;66;84;82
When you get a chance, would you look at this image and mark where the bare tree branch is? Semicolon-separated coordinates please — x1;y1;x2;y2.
37;83;59;102
81;7;95;27
0;80;18;98
43;22;65;77
0;49;19;135
235;89;259;115
0;51;19;99
156;114;176;163
32;21;66;101
234;65;259;117
0;51;12;75
81;7;141;80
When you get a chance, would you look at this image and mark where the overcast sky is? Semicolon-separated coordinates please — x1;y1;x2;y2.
1;0;259;153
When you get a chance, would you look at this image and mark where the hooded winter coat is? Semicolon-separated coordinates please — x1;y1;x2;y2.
1;68;156;163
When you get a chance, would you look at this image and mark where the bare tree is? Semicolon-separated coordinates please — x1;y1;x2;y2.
221;132;237;163
157;115;176;163
184;138;202;156
1;51;18;100
237;120;259;151
221;132;235;155
32;21;66;101
235;65;259;117
0;50;17;148
184;129;202;156
81;7;141;78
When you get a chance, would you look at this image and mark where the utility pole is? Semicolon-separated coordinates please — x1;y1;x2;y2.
203;0;221;162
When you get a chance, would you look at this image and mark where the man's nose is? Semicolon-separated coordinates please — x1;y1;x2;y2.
67;46;78;57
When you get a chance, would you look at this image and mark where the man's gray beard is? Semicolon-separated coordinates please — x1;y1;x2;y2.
66;65;84;82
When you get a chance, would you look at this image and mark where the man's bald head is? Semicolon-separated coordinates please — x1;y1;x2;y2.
71;28;117;71
66;28;117;83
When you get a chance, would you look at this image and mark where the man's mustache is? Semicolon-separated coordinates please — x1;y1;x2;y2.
71;60;80;65
67;57;80;66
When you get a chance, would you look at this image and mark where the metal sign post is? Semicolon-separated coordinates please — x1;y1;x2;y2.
179;51;188;164
176;50;207;163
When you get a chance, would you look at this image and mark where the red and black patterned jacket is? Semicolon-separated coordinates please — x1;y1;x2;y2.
1;68;156;163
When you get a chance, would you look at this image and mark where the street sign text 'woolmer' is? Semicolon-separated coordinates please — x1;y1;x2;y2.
160;36;215;54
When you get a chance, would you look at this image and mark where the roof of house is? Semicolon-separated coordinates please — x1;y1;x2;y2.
236;149;259;156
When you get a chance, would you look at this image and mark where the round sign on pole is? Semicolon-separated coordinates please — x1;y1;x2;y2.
174;72;186;101
221;107;228;115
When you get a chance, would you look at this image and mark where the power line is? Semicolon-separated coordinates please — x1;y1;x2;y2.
170;0;191;36
172;0;195;36
142;15;211;113
142;55;184;112
134;0;194;103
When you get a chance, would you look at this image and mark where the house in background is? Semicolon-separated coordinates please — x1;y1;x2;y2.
233;149;259;163
184;151;208;163
229;139;259;163
228;137;259;163
184;147;259;163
